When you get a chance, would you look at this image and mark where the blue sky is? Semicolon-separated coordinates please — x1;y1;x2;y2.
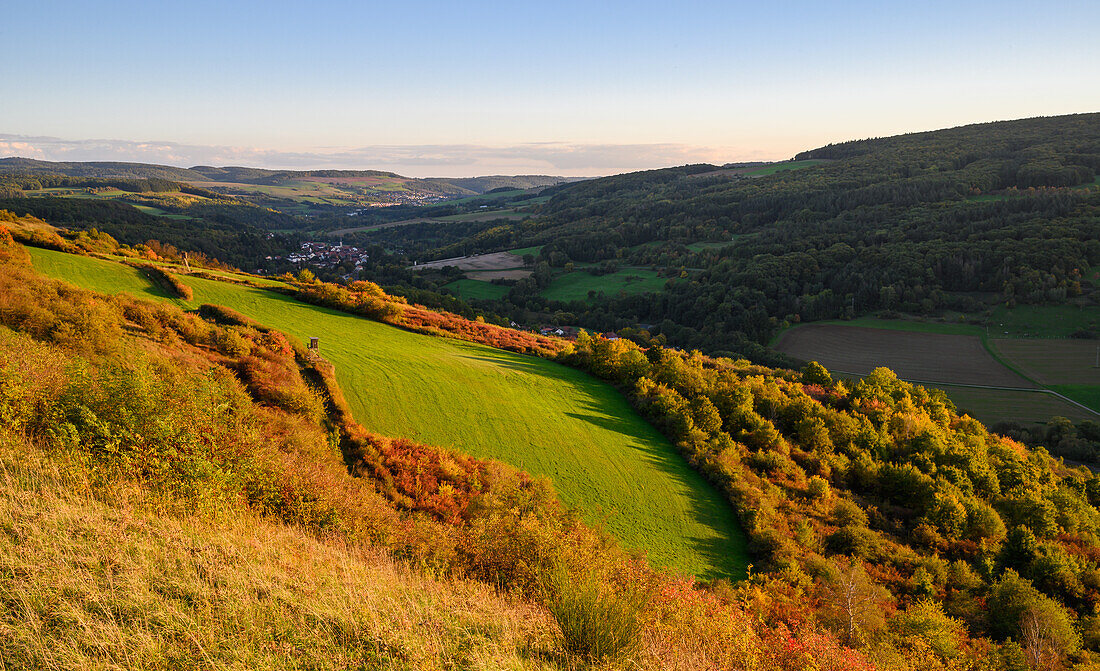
2;0;1099;175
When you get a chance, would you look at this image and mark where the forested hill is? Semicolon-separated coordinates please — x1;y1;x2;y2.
796;114;1100;172
406;113;1100;355
0;158;202;181
0;158;575;195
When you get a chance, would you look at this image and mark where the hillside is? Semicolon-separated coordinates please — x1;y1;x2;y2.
16;212;1100;667
353;113;1100;353
26;245;748;579
3;228;822;669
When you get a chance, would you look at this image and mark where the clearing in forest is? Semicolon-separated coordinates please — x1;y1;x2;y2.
542;268;667;302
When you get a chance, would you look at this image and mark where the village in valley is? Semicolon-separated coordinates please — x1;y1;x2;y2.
268;241;370;271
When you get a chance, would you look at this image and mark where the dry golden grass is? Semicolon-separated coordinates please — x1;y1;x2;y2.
0;436;562;671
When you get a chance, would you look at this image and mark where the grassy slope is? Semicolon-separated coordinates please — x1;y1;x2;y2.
0;442;554;669
28;247;747;579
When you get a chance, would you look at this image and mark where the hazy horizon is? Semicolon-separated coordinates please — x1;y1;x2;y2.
7;110;1099;179
3;0;1100;177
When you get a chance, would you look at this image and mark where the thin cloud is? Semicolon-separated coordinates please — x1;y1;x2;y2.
0;134;750;177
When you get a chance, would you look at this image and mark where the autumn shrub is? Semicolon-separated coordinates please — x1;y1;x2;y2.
233;350;325;422
198;303;272;332
134;262;194;299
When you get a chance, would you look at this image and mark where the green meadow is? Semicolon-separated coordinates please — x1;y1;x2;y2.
27;246;747;579
542;268;667;302
442;278;510;300
507;245;543;257
989;304;1100;338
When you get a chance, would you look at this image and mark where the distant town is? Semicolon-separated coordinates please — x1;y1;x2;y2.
267;241;370;271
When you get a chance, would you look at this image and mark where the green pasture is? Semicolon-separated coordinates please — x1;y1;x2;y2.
27;246;748;579
542;269;667;302
442;278;509;300
989;305;1100;338
1050;386;1100;415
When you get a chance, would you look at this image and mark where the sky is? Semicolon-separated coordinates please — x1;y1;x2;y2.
2;0;1099;177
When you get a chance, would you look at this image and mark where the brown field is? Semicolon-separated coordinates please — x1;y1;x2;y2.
990;338;1100;385
466;269;531;281
774;324;1036;388
409;251;525;272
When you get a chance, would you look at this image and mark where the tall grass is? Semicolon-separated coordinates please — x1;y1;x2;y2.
0;435;558;670
545;564;649;665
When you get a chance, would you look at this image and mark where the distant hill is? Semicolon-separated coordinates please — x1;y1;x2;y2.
0;157;578;195
0;157;203;181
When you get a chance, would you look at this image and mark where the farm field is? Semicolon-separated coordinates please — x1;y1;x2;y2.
1052;385;1100;415
442;278;510;300
773;324;1034;388
988;304;1100;338
542;268;667;302
466;269;531;281
24;188;200;220
989;338;1100;385
130;204;193;220
409;251;525;272
920;385;1095;426
686;240;738;252
27;246;747;579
